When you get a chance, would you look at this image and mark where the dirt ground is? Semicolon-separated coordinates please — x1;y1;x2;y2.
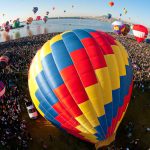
20;88;150;150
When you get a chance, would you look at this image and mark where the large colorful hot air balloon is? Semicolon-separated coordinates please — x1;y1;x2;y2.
122;24;130;36
28;29;133;149
109;1;114;7
0;81;5;97
33;7;38;14
132;24;148;43
112;21;125;34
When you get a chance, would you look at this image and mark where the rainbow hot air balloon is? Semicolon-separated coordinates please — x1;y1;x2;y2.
28;29;133;149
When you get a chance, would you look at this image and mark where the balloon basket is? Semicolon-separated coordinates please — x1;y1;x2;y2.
95;133;116;150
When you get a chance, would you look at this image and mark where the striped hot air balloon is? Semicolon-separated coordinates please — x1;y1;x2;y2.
132;24;148;43
0;81;5;97
28;29;133;149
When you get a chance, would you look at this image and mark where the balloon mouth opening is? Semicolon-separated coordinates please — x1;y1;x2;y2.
95;133;116;149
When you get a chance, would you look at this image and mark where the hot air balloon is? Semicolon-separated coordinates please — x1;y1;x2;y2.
124;9;127;15
46;11;49;16
109;1;114;7
107;13;112;19
36;16;42;21
64;10;66;13
28;29;133;149
145;38;150;44
112;21;125;34
43;16;48;23
13;19;20;28
33;7;38;14
26;17;33;25
52;7;55;11
132;24;148;43
2;22;10;32
122;24;130;36
0;81;5;97
120;13;122;17
0;55;9;69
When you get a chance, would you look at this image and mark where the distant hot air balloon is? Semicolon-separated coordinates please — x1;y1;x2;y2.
122;24;130;36
132;24;148;43
0;81;5;97
28;29;133;149
112;21;125;34
124;9;127;15
0;55;9;69
120;13;122;17
64;10;66;13
2;22;10;32
33;7;38;14
43;16;48;23
26;17;33;25
72;5;74;8
13;19;20;28
36;16;42;21
52;7;55;11
109;1;114;7
46;11;49;16
145;38;150;44
107;13;112;19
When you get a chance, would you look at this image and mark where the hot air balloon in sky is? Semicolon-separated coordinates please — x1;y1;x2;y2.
33;7;38;14
122;24;130;36
28;29;133;149
112;21;125;34
36;16;42;21
0;81;5;97
43;16;48;23
107;13;112;19
109;1;114;7
132;24;148;43
26;17;33;25
46;11;49;16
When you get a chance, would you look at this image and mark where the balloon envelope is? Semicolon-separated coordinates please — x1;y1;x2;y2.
33;7;38;14
132;24;148;43
36;16;42;21
122;24;130;36
28;29;133;148
0;81;5;97
107;13;112;19
112;21;125;34
109;1;114;7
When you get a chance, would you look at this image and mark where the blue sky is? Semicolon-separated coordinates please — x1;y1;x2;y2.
0;0;150;27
